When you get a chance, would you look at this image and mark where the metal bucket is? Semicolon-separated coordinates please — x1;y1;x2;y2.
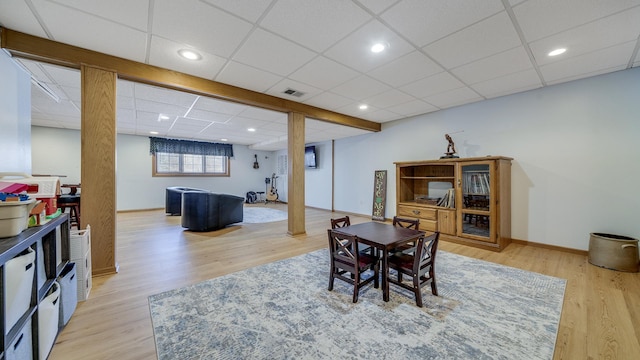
588;233;639;272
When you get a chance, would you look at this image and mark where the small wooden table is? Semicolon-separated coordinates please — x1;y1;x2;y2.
334;221;425;302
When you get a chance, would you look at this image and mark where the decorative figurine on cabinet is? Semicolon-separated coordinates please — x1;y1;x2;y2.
441;134;459;159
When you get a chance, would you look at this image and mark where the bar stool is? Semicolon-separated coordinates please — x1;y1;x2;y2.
58;194;81;229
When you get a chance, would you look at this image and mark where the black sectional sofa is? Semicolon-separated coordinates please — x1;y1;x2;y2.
165;186;207;215
181;191;244;231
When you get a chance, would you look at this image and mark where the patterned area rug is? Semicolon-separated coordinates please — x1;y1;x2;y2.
241;207;287;223
148;249;566;360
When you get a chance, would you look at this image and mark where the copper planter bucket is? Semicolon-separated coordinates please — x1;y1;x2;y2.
588;233;639;272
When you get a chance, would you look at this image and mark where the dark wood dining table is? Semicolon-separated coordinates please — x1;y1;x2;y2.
334;221;425;302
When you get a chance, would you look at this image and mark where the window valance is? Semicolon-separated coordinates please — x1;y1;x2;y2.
149;137;234;157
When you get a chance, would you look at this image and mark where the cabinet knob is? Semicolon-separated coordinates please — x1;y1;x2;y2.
412;210;420;215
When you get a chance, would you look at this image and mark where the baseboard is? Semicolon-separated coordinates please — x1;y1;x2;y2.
511;238;588;255
117;207;164;213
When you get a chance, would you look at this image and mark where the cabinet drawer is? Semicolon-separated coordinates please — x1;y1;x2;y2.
421;219;437;231
398;205;437;220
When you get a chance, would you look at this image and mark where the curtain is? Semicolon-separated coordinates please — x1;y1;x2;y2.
149;137;233;157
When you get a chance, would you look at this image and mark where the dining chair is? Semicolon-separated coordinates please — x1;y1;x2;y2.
387;231;440;307
390;216;420;255
327;229;379;303
331;216;375;256
330;216;350;229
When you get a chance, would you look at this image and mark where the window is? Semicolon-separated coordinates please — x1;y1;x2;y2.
153;153;229;176
150;137;233;177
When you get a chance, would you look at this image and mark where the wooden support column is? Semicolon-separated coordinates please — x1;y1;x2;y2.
287;112;306;236
81;65;118;275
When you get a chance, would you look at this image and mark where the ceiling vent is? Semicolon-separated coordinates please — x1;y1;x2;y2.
282;88;306;97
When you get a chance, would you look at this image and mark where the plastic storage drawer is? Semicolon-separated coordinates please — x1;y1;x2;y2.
58;263;78;326
38;282;60;360
4;247;35;334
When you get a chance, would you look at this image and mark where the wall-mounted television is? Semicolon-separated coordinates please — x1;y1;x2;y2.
305;145;317;168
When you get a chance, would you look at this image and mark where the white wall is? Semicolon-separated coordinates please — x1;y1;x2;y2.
31;128;276;210
334;67;640;251
0;51;31;174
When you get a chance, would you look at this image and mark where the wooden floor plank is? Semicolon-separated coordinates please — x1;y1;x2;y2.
49;205;640;360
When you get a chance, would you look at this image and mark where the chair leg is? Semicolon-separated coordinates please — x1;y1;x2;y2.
413;278;423;308
431;271;438;296
352;272;360;303
328;265;335;291
373;263;379;289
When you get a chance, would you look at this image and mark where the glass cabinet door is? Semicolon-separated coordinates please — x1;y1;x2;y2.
459;162;493;240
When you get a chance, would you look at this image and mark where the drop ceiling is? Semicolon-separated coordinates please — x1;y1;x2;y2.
1;0;639;151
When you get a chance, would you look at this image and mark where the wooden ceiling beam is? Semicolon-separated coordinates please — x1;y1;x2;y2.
0;27;381;133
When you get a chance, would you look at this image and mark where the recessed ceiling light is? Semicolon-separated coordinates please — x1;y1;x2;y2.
157;114;170;122
220;138;228;142
371;42;387;53
149;131;159;135
178;49;202;60
548;48;566;57
359;104;368;110
247;128;256;132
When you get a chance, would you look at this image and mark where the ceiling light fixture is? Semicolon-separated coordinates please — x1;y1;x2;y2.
220;138;228;142
149;131;159;135
359;104;368;110
548;48;566;57
178;49;202;60
371;42;387;53
247;128;256;132
157;114;170;122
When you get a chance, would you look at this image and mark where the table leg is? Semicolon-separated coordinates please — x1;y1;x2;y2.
382;248;389;302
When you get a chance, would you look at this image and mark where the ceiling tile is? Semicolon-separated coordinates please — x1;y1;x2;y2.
288;56;360;90
424;11;522;69
232;28;317;76
260;0;371;52
363;89;415;109
266;78;322;102
215;61;283;93
238;107;287;122
35;1;148;62
148;36;227;80
134;83;197;108
53;0;149;31
303;92;356;110
364;109;404;123
192;96;248;116
540;41;637;83
470;69;542;98
513;0;640;42
529;6;640;66
40;63;80;88
368;51;443;88
134;98;190;117
185;109;234;123
331;75;390;101
357;0;397;15
423;86;483;109
386;99;439;117
152;0;253;58
451;47;534;85
201;0;272;22
381;0;505;47
0;0;48;38
400;72;465;99
324;20;415;72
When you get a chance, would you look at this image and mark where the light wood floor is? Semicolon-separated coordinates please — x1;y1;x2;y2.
49;204;640;360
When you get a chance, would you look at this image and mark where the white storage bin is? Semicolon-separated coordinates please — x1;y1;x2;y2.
36;240;46;290
0;199;36;238
38;282;60;360
70;225;90;259
77;273;92;302
5;247;35;334
58;263;77;326
5;318;33;360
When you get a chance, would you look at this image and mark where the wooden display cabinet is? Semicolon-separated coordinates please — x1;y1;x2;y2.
395;156;512;251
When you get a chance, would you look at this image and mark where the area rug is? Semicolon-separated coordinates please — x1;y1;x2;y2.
241;207;287;223
148;249;566;360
